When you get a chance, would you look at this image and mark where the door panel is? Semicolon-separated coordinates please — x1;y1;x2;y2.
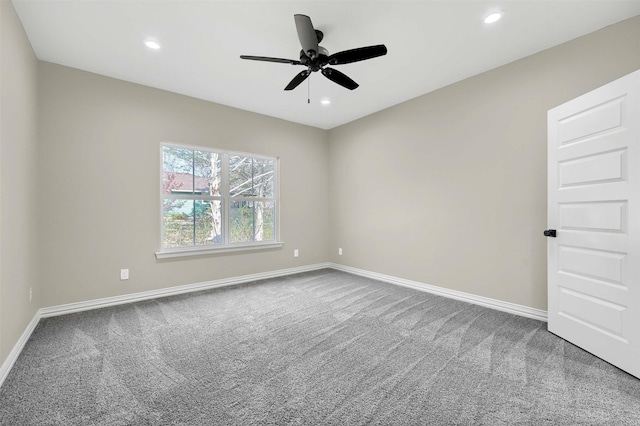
557;245;626;285
557;95;625;144
558;287;626;338
558;201;626;232
548;69;640;379
558;149;626;188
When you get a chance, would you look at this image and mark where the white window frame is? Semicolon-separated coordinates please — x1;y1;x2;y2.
156;142;282;259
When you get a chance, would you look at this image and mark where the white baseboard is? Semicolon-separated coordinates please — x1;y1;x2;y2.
39;263;332;318
329;263;548;322
0;263;330;388
1;261;546;389
0;310;41;389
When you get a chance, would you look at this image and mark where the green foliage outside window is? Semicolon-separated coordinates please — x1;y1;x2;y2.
161;144;277;249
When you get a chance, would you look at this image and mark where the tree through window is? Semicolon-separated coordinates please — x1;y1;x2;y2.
161;143;277;250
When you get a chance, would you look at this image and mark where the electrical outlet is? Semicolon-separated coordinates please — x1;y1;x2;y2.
29;287;33;303
120;269;129;280
294;249;299;258
338;248;343;256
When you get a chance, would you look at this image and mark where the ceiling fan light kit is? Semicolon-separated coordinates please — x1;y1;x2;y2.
240;14;387;94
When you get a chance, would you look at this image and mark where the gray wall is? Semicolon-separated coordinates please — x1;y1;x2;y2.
0;1;40;364
37;62;330;307
328;15;640;310
2;4;640;370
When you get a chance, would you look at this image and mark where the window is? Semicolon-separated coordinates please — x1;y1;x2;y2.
158;143;280;257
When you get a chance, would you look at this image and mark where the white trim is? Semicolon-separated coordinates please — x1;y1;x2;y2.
1;261;546;389
1;263;330;388
329;263;548;322
40;263;331;318
155;241;284;259
0;310;41;388
160;142;280;252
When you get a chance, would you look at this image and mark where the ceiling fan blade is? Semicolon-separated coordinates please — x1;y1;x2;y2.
284;69;311;91
240;55;302;65
294;14;319;59
328;44;388;65
321;67;359;90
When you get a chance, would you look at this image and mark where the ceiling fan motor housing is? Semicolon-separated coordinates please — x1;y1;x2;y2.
240;14;387;91
299;46;330;71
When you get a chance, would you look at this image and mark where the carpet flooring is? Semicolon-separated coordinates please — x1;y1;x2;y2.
1;269;639;425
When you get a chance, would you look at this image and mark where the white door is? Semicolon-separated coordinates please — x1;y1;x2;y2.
547;69;640;379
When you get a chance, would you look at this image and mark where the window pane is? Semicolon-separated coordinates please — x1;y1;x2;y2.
229;155;252;197
194;150;222;196
229;155;275;198
163;199;194;247
163;146;194;194
195;200;222;245
230;200;252;243
259;201;275;241
253;158;275;198
230;200;275;243
160;144;278;251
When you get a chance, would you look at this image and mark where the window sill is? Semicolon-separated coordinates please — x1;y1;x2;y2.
155;242;284;259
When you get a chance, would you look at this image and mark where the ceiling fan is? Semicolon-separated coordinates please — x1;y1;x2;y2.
240;14;388;91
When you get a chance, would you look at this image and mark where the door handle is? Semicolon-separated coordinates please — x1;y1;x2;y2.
544;229;557;238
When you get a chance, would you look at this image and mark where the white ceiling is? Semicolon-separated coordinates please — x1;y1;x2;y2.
12;0;640;129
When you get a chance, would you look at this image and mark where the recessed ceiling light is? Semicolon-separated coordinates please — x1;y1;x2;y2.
320;98;331;106
144;39;161;50
484;12;502;24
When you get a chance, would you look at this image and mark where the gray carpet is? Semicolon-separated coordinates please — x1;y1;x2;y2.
1;269;639;425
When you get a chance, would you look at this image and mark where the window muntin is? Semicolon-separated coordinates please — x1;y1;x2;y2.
229;155;274;198
230;200;276;243
161;143;277;251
